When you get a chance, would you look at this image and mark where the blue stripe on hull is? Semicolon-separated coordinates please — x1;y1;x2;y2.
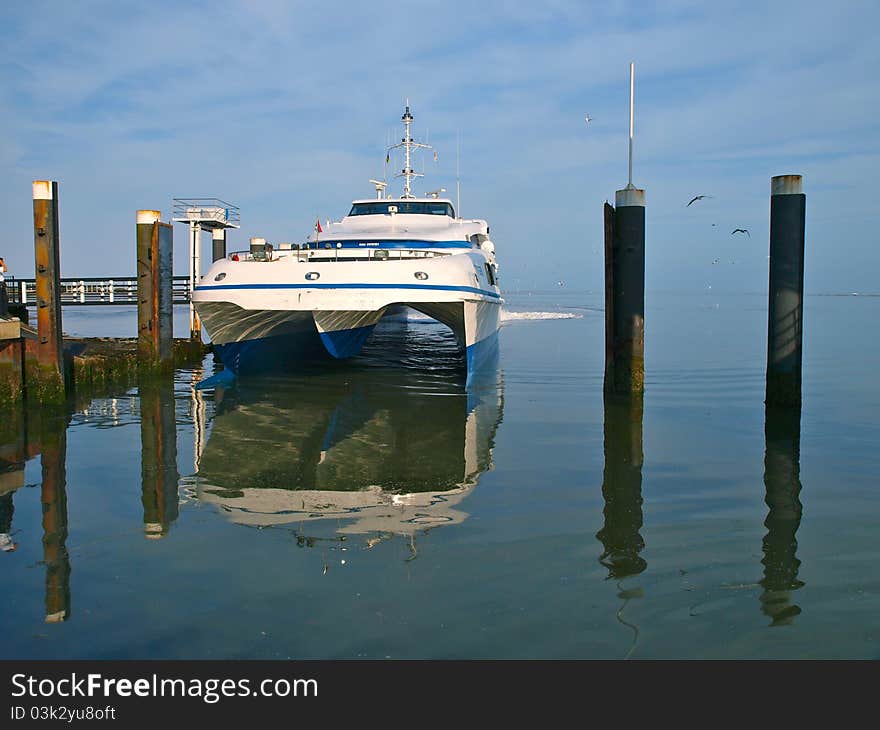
320;324;376;359
309;240;472;250
465;330;500;389
195;283;501;299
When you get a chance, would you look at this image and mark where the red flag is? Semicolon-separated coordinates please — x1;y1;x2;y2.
315;218;323;234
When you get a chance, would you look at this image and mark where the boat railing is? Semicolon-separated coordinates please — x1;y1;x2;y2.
226;248;453;263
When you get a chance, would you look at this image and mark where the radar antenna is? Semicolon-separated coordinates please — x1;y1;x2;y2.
387;99;432;198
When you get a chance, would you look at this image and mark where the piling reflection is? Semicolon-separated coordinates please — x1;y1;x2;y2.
1;406;72;620
0;479;19;553
140;377;180;539
596;394;646;579
596;393;645;659
760;405;804;625
194;366;503;541
38;410;71;623
0;410;25;553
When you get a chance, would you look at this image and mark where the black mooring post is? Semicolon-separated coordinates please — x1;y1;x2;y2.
766;175;806;407
604;187;645;395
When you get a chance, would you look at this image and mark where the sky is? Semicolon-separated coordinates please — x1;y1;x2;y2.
1;0;878;294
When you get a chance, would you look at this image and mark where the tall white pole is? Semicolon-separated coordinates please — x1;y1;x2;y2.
628;61;634;189
456;131;461;219
189;221;201;338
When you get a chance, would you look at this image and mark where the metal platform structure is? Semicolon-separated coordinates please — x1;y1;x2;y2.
172;199;240;338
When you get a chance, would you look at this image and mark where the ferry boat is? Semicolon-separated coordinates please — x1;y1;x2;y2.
192;103;502;386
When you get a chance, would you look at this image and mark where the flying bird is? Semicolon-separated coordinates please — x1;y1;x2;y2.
731;228;750;238
585;115;593;124
686;195;713;207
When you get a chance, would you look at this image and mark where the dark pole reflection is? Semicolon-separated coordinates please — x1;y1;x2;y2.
760;405;804;625
0;405;26;553
140;378;179;539
596;394;646;579
39;410;71;623
0;489;15;553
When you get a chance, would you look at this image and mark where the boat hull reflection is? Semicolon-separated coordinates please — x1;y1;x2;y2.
195;325;503;537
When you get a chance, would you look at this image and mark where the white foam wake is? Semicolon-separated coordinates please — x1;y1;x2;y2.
500;310;582;322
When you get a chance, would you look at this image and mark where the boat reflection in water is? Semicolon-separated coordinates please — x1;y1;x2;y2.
194;317;503;542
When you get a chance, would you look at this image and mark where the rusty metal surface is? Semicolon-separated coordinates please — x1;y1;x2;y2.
32;181;63;375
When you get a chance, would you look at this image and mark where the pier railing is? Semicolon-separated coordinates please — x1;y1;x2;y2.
8;275;193;306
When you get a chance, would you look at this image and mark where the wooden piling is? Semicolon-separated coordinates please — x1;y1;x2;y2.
766;175;806;407
604;188;646;395
31;180;65;402
212;227;227;263
137;211;174;371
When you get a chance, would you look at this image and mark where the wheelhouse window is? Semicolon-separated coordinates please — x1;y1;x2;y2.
348;201;454;217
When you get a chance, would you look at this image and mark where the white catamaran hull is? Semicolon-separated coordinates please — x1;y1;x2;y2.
193;251;501;382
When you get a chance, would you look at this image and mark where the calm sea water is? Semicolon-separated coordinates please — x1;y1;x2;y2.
1;291;878;659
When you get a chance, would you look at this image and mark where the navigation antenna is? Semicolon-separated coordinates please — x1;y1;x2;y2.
387;99;432;198
456;130;461;219
627;61;635;190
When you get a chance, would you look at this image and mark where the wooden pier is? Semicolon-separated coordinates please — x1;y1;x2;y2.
1;181;210;406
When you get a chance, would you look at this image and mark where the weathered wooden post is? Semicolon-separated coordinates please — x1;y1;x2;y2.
140;377;179;539
212;227;227;263
136;210;174;370
31;180;65;401
766;175;806;407
40;412;71;622
760;405;804;626
596;394;646;579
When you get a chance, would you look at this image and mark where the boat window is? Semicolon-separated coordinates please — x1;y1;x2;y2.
348;201;454;217
485;263;496;286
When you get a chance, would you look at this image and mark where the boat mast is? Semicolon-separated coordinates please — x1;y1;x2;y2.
388;99;431;198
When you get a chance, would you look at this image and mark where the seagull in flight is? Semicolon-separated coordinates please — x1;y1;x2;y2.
731;228;750;238
686;195;713;207
584;115;593;124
